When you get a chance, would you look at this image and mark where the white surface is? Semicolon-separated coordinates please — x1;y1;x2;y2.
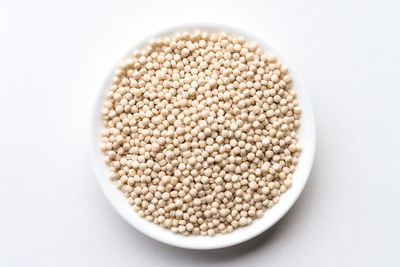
91;24;316;249
0;0;399;265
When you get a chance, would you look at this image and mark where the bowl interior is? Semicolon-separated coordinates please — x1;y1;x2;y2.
90;24;316;250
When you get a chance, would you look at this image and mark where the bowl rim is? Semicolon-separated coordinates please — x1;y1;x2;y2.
90;23;316;250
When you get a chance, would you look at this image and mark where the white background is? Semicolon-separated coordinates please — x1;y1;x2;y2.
1;0;399;266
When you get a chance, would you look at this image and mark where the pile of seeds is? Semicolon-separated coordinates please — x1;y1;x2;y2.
100;30;302;236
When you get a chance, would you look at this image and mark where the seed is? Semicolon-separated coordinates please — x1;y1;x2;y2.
101;30;301;237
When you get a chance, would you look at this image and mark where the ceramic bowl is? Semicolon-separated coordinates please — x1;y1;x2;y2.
90;24;316;250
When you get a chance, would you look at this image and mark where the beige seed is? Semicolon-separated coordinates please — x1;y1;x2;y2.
101;30;301;237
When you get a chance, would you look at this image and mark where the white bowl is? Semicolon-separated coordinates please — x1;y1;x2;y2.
90;24;316;250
